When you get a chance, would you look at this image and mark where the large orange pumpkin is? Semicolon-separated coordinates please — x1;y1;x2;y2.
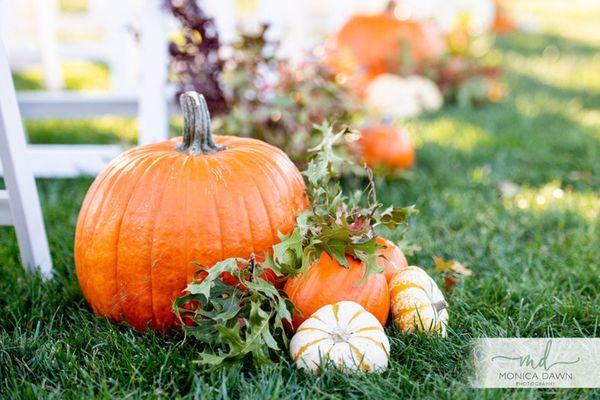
284;253;390;330
376;237;409;283
328;13;445;95
75;92;308;331
357;123;416;170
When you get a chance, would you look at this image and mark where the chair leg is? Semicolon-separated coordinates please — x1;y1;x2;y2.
0;37;53;278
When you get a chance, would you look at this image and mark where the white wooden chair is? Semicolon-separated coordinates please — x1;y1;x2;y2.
0;0;169;178
0;36;53;277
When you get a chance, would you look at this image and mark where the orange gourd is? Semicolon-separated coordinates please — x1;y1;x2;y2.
357;123;416;170
376;237;409;283
328;13;445;95
389;266;448;335
75;92;308;331
284;253;390;330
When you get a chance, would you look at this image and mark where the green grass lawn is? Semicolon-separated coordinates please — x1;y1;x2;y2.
2;3;599;399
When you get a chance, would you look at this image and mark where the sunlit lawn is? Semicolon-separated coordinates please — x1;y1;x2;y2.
2;1;599;398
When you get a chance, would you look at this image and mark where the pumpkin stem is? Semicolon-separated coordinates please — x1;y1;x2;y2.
432;299;448;312
178;91;225;155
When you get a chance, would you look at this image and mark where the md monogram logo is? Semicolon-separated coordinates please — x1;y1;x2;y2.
473;338;599;388
492;339;580;371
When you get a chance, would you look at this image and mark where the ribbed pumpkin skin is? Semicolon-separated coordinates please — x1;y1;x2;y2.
290;301;390;373
389;266;448;336
358;124;415;170
75;135;307;331
376;237;409;283
284;253;389;330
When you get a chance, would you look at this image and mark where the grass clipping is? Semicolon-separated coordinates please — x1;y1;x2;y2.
173;123;416;367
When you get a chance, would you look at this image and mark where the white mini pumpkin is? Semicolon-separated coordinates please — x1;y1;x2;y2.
365;74;443;119
389;266;449;336
290;301;390;373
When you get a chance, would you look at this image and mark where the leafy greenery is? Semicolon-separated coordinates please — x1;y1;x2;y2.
174;258;293;367
214;26;361;165
164;13;362;164
2;1;599;397
265;123;415;280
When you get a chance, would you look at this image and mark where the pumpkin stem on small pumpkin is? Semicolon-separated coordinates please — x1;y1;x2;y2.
178;91;225;155
432;299;448;312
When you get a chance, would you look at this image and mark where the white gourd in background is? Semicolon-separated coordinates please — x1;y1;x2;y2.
290;301;390;373
365;74;443;119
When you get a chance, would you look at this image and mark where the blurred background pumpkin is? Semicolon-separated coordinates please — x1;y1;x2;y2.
355;122;416;171
326;12;445;96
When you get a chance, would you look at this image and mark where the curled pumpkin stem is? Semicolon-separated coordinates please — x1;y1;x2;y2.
178;91;226;155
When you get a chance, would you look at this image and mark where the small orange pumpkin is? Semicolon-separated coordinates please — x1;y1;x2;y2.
75;92;308;331
328;13;445;95
376;237;409;283
357;123;416;170
284;253;390;330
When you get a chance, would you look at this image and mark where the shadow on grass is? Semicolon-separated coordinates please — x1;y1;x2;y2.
504;71;600;110
495;31;600;58
413;104;599;191
414;45;600;191
12;73;44;91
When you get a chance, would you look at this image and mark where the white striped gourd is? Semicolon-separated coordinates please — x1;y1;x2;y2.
290;301;390;373
389;266;449;336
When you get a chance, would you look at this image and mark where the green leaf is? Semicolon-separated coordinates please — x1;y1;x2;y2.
196;352;226;365
354;251;384;284
351;236;380;255
185;258;240;299
324;240;350;268
304;159;325;186
378;205;418;229
273;229;303;266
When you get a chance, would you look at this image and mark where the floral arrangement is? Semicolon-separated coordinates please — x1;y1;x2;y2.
173;124;451;370
328;0;506;113
214;27;362;164
164;0;361;164
433;13;505;107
